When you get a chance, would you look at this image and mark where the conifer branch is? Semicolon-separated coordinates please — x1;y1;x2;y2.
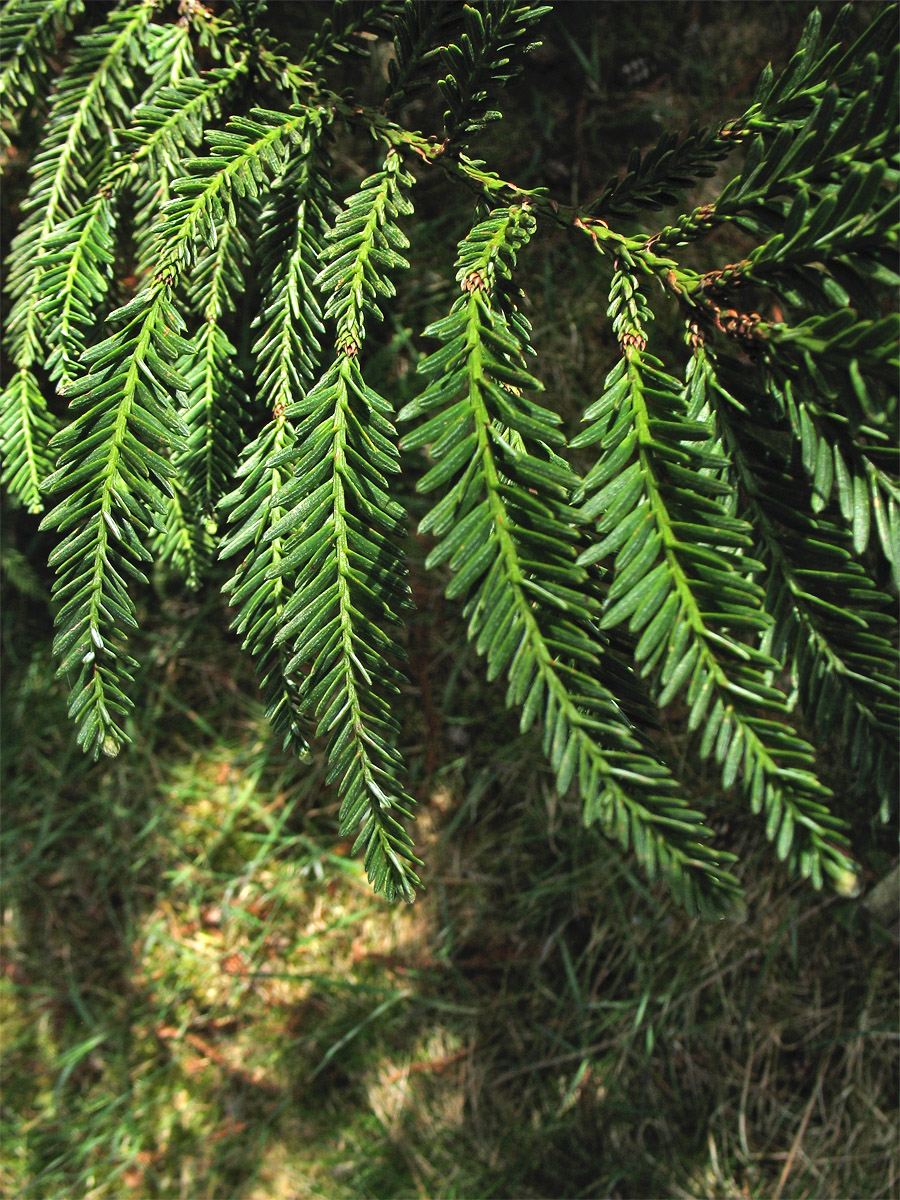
154;106;325;279
384;0;454;111
298;0;399;71
128;34;253;273
1;2;160;511
29;29;248;394
158;479;215;591
37;192;117;391
708;350;900;817
39;106;326;756
575;274;859;895
439;1;551;146
220;411;307;753
40;287;190;759
403;210;740;915
2;0;896;909
4;2;157;371
177;216;252;522
0;0;84;149
218;153;330;758
0;368;59;514
593;6;897;222
264;149;421;901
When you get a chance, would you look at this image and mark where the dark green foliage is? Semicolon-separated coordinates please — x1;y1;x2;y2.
436;2;551;143
400;209;739;915
575;302;851;891
386;0;455;110
1;0;897;911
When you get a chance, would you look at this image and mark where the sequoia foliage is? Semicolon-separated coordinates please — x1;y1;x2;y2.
2;0;897;913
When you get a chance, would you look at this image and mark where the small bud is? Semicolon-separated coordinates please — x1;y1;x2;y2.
831;866;861;899
101;735;121;758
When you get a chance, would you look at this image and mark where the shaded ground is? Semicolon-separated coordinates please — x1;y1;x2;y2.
3;582;897;1199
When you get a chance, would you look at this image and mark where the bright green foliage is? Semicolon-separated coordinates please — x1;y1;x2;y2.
178;215;252;518
0;0;84;150
38;287;190;760
218;152;328;761
0;366;58;513
4;3;157;372
1;1;897;911
265;151;421;902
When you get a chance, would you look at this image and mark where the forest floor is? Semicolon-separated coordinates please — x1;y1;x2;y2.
3;585;897;1199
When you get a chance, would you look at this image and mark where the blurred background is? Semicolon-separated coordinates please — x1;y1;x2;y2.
2;3;897;1197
